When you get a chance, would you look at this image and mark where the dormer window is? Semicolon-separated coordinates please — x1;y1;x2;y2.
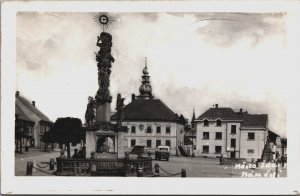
216;119;222;126
204;119;209;126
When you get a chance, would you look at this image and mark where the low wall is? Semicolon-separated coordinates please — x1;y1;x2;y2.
56;157;152;176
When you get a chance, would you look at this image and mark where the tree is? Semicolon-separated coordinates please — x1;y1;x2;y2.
41;129;55;152
49;117;84;158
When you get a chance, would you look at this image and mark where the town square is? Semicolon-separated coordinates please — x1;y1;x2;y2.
3;1;300;194
12;11;288;178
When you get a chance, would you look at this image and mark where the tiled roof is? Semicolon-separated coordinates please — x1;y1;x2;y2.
251;114;268;127
238;113;266;128
268;130;280;142
197;107;268;128
15;103;34;123
111;99;179;122
197;107;240;120
16;94;51;122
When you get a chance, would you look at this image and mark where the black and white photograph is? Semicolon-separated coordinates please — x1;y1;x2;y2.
1;1;300;195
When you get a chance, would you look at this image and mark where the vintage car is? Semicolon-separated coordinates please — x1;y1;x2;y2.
155;146;170;161
130;145;145;156
128;145;152;159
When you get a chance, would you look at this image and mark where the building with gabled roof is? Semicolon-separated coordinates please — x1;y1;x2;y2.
15;91;52;148
194;104;269;161
111;58;186;155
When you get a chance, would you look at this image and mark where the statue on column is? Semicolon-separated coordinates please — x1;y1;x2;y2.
95;32;115;105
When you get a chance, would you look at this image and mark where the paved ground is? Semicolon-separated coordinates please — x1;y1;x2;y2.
153;156;287;178
15;150;287;178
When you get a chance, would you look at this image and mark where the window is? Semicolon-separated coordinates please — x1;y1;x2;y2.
39;123;44;134
203;145;209;153
146;126;152;133
215;146;222;154
166;126;171;134
247;149;254;154
156;126;161;134
147;140;152;148
203;132;209;139
248;132;255;140
216;119;222;126
156;140;161;147
231;125;236;134
131;126;136;133
166;140;171;147
131;139;136;147
204;119;209;126
215;132;222;140
231;138;236;148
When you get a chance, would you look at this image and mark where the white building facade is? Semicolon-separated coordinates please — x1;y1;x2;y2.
122;121;184;155
195;104;268;161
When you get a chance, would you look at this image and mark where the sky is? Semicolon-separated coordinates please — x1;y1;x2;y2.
16;12;287;137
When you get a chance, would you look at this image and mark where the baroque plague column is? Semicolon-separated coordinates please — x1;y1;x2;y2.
84;15;126;158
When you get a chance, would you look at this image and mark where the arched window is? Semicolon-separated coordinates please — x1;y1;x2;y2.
216;119;222;126
204;119;209;126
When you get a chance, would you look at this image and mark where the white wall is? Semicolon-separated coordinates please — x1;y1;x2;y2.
120;121;183;155
240;128;267;161
195;120;232;157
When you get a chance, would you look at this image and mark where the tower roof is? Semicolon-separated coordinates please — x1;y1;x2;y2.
137;57;153;99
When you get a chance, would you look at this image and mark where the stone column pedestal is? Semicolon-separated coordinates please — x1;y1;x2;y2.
96;102;111;122
117;131;125;158
86;131;96;158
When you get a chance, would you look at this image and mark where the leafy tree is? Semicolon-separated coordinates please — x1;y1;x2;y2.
49;117;84;158
41;129;55;152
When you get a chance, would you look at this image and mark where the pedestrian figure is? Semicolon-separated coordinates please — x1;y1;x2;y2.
220;154;224;165
59;149;66;158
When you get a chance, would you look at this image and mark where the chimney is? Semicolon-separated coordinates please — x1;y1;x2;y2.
131;94;135;102
16;91;19;96
215;104;218;108
32;101;35;107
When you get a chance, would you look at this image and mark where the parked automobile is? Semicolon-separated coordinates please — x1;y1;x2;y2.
155;146;170;161
127;145;151;159
130;145;145;156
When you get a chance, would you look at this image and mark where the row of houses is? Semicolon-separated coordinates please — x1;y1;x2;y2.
15;60;285;161
109;60;285;161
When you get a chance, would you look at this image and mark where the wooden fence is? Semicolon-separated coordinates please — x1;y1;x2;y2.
56;157;152;176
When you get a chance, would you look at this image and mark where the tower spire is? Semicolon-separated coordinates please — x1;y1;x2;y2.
137;57;153;99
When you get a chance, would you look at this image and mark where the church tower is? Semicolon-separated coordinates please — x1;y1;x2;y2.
137;57;154;99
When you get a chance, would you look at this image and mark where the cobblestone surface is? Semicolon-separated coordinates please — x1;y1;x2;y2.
15;150;287;178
